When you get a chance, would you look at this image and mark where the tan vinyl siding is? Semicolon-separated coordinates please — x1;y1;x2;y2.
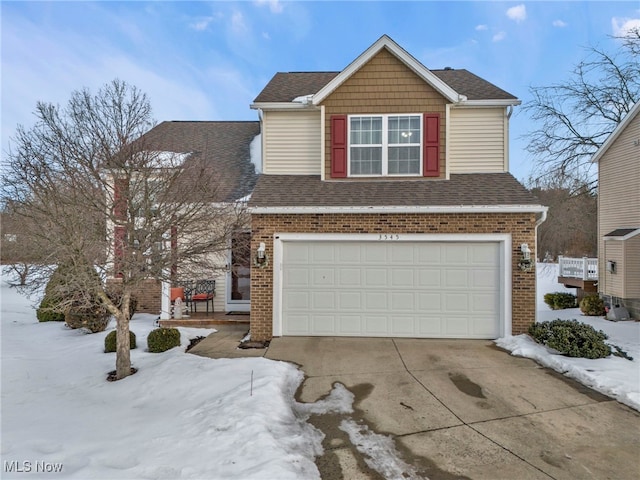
602;240;625;297
625;235;640;298
320;48;448;179
262;110;321;175
449;107;507;173
598;113;640;296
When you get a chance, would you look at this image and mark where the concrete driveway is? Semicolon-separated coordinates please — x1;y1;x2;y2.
190;327;640;479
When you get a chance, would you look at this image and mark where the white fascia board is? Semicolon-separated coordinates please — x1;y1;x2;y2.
312;35;461;105
251;205;548;215
591;100;640;164
250;102;319;111
456;99;522;107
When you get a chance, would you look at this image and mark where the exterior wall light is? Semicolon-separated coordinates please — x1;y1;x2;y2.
254;242;268;267
519;243;533;271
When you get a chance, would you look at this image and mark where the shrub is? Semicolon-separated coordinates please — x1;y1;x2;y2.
543;292;577;310
104;330;137;353
36;264;71;322
528;319;611;359
580;294;605;316
36;295;66;322
65;305;111;333
147;327;181;353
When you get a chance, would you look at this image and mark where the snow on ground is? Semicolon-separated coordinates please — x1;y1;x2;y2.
0;276;334;479
497;263;640;411
1;263;639;479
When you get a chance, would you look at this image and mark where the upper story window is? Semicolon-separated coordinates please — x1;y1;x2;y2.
349;114;422;176
330;113;439;179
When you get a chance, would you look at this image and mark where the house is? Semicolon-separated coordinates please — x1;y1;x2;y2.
591;100;640;319
114;121;260;314
247;35;547;341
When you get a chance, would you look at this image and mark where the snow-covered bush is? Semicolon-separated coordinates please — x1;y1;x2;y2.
580;294;605;316
543;292;577;310
528;319;611;359
104;330;137;353
147;327;181;353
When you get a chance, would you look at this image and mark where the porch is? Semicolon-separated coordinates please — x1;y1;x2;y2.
557;256;598;300
159;311;250;329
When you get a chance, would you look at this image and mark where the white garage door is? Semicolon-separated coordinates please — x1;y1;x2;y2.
282;241;501;338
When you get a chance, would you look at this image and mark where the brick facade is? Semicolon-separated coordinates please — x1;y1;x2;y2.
250;212;537;341
107;278;162;315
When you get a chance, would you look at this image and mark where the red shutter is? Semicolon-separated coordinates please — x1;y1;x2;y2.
330;115;348;178
113;178;128;220
114;226;126;278
423;113;440;177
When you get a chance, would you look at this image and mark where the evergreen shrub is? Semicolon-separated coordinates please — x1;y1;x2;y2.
104;330;137;353
147;327;181;353
528;319;611;359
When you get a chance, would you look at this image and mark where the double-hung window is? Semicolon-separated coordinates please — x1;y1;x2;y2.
349;114;422;176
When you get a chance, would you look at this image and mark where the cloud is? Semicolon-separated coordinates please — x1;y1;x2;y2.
475;24;488;31
506;4;527;23
493;31;507;42
231;10;248;34
612;17;640;37
254;0;284;14
189;16;218;31
552;19;567;28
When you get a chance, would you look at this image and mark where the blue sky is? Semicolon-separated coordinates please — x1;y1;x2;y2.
2;1;639;182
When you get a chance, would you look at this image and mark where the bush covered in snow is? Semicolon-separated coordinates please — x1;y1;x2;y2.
147;327;181;353
543;292;577;310
580;294;606;316
529;319;611;359
104;330;137;353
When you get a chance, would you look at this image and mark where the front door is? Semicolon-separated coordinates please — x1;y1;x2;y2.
225;231;251;312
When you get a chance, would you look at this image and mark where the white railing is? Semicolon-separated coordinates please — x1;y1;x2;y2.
557;256;598;280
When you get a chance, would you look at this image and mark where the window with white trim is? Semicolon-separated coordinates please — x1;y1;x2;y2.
349;114;422;176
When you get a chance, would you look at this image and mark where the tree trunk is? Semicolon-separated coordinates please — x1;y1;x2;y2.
115;292;132;380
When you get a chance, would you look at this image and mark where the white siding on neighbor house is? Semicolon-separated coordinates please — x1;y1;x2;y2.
598;113;640;296
262;110;322;174
448;107;507;173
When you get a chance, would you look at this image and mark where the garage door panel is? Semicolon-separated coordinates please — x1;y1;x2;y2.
365;316;388;334
312;268;335;286
339;315;362;334
391;268;415;286
312;291;335;309
365;291;388;310
338;291;362;309
444;269;469;288
391;292;415;311
311;244;335;263
282;240;501;338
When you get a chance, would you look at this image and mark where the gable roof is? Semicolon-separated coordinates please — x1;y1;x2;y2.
249;173;545;212
312;35;461;104
252;35;519;107
591;101;640;164
138;121;260;202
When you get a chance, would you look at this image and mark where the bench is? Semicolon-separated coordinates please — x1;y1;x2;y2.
176;280;216;314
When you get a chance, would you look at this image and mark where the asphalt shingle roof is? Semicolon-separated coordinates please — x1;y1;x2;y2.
253;69;516;103
139;121;260;202
248;174;542;208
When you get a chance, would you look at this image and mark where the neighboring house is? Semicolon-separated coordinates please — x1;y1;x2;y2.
591;101;640;319
113;121;260;314
248;35;547;341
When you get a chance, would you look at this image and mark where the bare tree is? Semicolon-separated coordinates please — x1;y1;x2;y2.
2;80;247;380
530;176;597;261
523;28;639;192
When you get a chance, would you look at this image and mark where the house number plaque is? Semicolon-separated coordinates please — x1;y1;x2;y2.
378;234;400;241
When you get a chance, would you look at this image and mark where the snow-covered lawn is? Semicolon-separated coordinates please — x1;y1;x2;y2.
497;263;640;411
1;264;639;478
